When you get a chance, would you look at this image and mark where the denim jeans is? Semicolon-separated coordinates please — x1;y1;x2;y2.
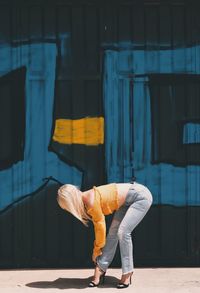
96;182;153;275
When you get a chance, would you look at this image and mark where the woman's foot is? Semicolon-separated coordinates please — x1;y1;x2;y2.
117;272;133;289
88;265;106;287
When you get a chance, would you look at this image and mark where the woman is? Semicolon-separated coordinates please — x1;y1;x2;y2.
57;181;153;289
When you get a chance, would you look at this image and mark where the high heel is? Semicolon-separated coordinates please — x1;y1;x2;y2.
88;266;106;287
116;272;133;289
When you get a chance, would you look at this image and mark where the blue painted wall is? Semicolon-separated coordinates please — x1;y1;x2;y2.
0;42;81;211
104;47;200;206
0;0;199;268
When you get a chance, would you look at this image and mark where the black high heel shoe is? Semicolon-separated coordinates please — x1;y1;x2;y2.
88;266;106;287
116;272;133;289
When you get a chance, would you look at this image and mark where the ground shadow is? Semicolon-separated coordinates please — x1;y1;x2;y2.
26;275;119;289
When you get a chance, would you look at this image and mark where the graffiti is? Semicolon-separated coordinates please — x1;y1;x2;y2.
53;117;104;145
0;41;81;212
104;46;200;206
0;2;199;268
183;123;200;144
1;42;200;210
149;73;200;166
0;67;26;170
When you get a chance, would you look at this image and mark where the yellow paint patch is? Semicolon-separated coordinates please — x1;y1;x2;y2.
53;117;104;145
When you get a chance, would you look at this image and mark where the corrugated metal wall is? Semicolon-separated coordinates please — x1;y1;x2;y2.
0;0;199;268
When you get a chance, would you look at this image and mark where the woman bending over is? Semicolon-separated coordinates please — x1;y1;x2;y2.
57;181;153;289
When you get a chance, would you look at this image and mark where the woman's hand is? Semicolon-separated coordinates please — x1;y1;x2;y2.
92;250;102;264
92;254;97;264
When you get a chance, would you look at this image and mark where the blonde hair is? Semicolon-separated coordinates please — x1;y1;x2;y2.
57;184;91;227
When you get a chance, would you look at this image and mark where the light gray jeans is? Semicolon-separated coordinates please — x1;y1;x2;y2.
96;182;153;275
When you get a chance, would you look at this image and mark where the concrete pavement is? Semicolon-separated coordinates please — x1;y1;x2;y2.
0;268;200;293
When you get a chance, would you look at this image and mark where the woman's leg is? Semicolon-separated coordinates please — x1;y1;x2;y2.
96;204;128;272
117;188;153;275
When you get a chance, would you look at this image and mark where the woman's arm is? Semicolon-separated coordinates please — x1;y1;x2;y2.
92;215;106;262
87;190;106;263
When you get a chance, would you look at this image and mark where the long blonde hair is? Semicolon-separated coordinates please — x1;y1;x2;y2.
57;184;91;227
